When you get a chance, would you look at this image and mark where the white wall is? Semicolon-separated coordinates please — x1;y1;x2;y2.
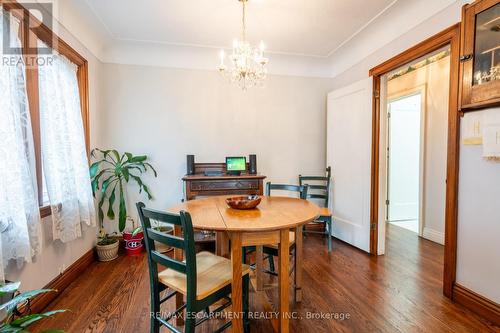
456;109;500;304
99;64;332;231
5;5;102;291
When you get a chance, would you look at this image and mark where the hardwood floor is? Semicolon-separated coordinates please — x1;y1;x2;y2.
33;224;500;332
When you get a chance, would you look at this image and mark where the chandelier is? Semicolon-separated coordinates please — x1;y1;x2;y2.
217;0;269;90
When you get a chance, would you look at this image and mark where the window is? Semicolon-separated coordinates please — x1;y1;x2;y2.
3;2;90;218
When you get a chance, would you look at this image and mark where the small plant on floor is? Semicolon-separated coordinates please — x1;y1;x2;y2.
0;281;66;333
90;149;157;260
97;231;118;246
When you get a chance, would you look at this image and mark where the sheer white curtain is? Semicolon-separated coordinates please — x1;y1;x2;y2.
38;44;95;243
0;9;42;280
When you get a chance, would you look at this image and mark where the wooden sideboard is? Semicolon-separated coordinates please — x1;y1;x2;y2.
182;162;266;251
182;162;266;201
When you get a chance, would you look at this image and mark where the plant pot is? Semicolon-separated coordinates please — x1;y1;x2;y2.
154;225;174;253
96;240;119;262
123;231;144;256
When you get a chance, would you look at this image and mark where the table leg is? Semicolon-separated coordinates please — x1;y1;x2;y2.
294;227;303;302
230;232;244;333
256;245;264;291
216;231;230;258
278;229;290;333
173;225;184;326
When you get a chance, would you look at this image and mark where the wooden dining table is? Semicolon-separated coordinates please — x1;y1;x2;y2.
168;195;320;333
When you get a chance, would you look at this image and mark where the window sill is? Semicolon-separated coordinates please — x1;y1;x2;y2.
40;205;51;218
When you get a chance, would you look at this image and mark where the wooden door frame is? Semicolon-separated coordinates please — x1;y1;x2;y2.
368;24;461;298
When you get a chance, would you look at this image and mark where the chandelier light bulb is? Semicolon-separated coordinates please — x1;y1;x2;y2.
217;0;268;90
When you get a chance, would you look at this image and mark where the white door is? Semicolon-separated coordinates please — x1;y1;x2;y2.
387;94;421;225
327;78;372;253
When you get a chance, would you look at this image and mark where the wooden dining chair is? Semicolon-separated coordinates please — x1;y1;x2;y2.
299;166;333;252
258;182;308;274
137;202;250;333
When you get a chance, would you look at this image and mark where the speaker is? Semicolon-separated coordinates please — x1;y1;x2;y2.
186;155;195;175
249;154;257;174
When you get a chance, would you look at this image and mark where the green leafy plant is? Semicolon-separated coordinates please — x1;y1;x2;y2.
0;281;66;333
90;149;157;232
97;230;118;246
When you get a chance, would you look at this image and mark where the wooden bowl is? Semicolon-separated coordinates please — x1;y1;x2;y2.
225;195;261;210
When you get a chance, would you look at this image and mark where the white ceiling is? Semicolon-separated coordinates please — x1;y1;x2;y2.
84;0;396;58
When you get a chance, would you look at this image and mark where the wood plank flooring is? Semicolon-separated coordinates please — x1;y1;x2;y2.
33;224;500;332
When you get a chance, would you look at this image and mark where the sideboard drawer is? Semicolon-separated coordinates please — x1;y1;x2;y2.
190;180;259;192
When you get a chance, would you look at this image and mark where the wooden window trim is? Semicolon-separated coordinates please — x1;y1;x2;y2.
2;1;90;218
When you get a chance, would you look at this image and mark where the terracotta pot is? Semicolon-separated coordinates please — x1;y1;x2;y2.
96;240;119;262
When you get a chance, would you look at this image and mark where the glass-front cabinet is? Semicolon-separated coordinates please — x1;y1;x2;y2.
460;0;500;110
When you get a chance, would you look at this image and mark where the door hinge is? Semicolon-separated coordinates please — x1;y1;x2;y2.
460;54;473;62
388;112;391;118
386;199;390;205
371;223;376;230
374;90;380;99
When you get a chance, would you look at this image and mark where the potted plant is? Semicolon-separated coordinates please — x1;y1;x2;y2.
122;216;145;256
95;230;119;261
90;149;157;260
0;281;66;332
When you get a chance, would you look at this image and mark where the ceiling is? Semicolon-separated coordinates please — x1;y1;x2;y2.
84;0;397;58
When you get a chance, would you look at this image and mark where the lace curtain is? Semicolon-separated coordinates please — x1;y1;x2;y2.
0;9;42;281
38;44;96;242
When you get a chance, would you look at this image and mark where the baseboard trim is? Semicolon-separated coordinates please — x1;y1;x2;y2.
422;227;444;245
453;283;500;326
30;248;95;313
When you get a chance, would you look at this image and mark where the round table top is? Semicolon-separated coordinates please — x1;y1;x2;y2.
168;195;320;232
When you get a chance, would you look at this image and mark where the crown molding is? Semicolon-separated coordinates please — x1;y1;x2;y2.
101;39;333;78
327;0;463;79
326;0;398;57
38;0;469;78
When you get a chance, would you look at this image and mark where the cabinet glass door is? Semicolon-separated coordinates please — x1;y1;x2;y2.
473;3;500;86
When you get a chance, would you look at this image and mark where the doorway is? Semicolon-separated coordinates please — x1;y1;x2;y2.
368;24;461;297
386;92;423;234
379;47;450;254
